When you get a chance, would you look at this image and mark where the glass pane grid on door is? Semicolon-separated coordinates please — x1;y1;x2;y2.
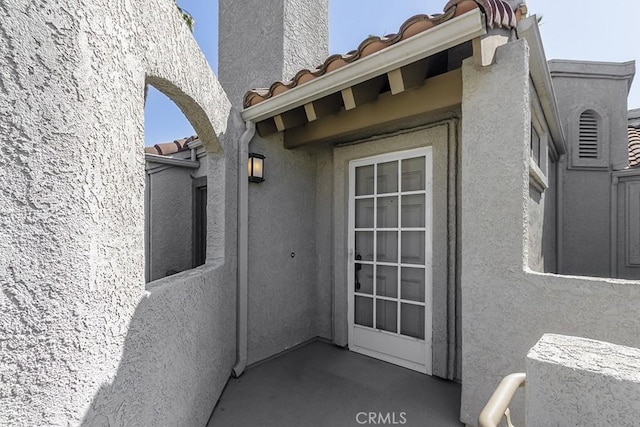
362;293;427;306
353;155;428;341
354;261;427;268
354;189;426;199
353;227;426;232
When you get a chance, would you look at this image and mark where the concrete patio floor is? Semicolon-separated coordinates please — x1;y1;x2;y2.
208;340;462;427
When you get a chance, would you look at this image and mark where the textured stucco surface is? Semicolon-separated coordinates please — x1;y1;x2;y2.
245;133;321;364
0;0;236;424
146;165;194;281
549;60;633;171
550;60;633;277
542;161;558;272
617;174;640;279
526;334;640;427
332;124;460;380
561;170;611;276
527;159;557;273
218;0;329;366
460;40;640;426
218;0;329;106
314;146;335;340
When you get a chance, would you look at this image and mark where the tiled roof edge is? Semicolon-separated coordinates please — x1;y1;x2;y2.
243;0;525;109
144;135;199;156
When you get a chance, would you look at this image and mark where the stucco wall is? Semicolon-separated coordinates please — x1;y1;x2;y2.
617;173;640;279
0;0;237;424
549;60;632;171
460;40;640;426
561;169;611;276
542;161;558;272
245;133;322;364
146;164;194;281
526;334;640;427
527;157;557;273
314;146;335;340
218;0;329;106
218;0;329;365
332;123;460;380
550;60;633;277
527;186;545;271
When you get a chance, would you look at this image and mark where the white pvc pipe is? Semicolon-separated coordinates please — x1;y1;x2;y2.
556;156;564;274
233;120;256;378
610;175;619;278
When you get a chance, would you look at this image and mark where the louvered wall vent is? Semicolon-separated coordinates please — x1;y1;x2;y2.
578;111;599;159
629;126;640;168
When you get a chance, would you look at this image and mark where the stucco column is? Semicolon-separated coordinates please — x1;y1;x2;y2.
217;0;331;366
460;40;530;273
218;0;329;106
459;39;531;425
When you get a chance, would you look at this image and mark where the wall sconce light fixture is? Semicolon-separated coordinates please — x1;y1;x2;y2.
248;152;265;183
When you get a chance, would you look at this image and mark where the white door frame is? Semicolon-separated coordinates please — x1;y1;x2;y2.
347;147;433;374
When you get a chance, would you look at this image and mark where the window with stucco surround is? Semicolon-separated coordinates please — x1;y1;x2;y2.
531;125;541;165
570;109;609;169
192;176;207;268
144;163;208;284
529;98;549;192
141;75;226;286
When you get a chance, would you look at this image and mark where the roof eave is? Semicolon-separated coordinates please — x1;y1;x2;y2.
144;153;200;169
517;15;567;155
241;9;486;123
547;59;636;94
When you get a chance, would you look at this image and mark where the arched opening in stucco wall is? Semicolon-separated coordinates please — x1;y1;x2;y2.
142;76;224;285
145;85;196;147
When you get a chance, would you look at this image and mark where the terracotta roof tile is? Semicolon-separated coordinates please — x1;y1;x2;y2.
243;0;526;109
144;135;198;156
629;126;640;168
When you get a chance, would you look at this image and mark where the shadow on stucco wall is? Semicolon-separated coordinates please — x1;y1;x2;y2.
79;265;236;425
75;101;241;426
75;20;247;417
80;109;241;425
0;0;244;424
77;39;245;419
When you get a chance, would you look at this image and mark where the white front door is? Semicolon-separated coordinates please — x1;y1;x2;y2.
348;147;433;374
